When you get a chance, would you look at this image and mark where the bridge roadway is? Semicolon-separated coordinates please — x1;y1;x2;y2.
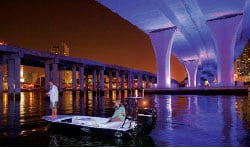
0;45;156;96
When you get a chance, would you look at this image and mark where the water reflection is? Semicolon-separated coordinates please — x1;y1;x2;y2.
0;91;250;146
48;132;155;147
151;95;250;146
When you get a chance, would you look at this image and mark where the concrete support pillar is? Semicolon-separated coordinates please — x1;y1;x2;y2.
115;71;119;91
127;73;131;90
52;63;58;86
72;65;77;92
45;63;50;91
14;57;21;94
99;67;105;95
109;71;112;91
86;73;89;90
183;60;199;87
93;69;97;92
7;59;15;94
137;74;142;90
149;28;176;88
145;76;149;88
128;73;132;90
59;67;64;93
207;15;242;86
121;73;125;90
0;63;3;92
131;74;135;90
196;67;202;87
79;66;85;93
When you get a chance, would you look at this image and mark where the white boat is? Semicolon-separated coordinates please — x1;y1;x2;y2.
42;108;156;139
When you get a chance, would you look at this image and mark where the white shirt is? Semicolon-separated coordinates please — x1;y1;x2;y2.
48;85;58;103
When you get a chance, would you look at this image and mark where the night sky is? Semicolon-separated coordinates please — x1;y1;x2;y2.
0;0;186;82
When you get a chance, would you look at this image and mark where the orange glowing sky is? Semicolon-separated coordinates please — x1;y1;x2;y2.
0;0;186;82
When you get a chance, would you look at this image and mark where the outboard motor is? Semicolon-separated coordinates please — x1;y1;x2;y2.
136;108;157;135
123;97;157;136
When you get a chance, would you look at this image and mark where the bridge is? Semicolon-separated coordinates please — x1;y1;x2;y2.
0;45;156;95
97;0;250;88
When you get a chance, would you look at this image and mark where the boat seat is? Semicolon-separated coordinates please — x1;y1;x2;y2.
73;117;134;129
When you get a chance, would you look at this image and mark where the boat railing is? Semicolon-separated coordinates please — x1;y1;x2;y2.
121;116;134;128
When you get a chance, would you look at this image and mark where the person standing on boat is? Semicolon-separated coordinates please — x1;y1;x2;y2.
46;80;59;118
108;100;126;122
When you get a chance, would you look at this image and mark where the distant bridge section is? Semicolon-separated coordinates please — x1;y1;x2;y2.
0;45;156;95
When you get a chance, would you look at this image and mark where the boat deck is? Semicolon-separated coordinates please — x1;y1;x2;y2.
42;115;135;131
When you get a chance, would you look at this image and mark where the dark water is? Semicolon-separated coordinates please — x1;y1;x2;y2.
0;91;250;146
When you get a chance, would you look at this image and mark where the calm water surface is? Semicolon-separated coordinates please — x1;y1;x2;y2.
0;91;250;146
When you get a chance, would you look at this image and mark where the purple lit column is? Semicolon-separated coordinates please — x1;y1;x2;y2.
115;71;119;91
45;63;50;90
131;74;135;90
100;67;105;95
79;66;85;93
207;15;242;86
59;66;64;93
14;57;21;94
138;74;142;90
0;63;3;92
7;59;15;94
93;69;97;92
183;59;199;87
145;75;149;88
52;63;58;86
109;71;112;91
149;28;176;88
196;67;202;86
121;73;125;90
72;65;77;92
128;72;132;90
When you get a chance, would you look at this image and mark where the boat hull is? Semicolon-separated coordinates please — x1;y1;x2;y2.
43;115;137;139
48;122;136;139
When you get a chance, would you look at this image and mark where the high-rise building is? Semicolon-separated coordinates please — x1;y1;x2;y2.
0;40;7;45
51;41;70;56
235;40;250;82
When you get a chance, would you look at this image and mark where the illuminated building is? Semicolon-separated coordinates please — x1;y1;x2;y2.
0;41;7;45
235;40;250;82
51;41;70;56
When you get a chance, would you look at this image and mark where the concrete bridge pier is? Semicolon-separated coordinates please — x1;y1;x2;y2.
108;71;112;95
196;67;202;86
149;28;176;88
207;15;243;86
145;75;149;88
44;62;51;91
72;65;77;96
115;70;119;95
183;59;199;87
7;59;15;94
14;55;21;97
79;65;85;96
137;74;143;92
92;69;97;96
59;66;65;96
52;63;58;88
120;72;125;95
99;67;105;96
4;54;22;97
128;73;135;95
0;61;3;93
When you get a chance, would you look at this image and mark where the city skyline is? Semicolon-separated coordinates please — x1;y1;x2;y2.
0;0;186;82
